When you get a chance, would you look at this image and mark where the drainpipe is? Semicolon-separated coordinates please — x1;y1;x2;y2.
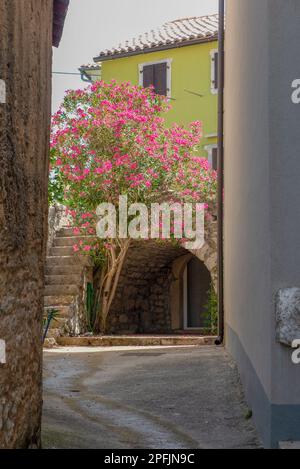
215;0;225;346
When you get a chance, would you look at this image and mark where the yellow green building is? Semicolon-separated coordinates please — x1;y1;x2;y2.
80;14;219;167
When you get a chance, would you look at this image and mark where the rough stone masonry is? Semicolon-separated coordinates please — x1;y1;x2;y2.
0;0;53;449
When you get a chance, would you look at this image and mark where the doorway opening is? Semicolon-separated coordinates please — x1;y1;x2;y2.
183;257;211;330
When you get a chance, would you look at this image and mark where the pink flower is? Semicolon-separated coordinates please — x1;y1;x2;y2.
95;167;104;174
81;222;90;228
81;213;92;219
103;161;113;171
51;80;216;245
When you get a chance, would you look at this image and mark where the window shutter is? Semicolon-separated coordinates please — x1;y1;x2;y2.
142;62;168;96
154;62;167;96
214;52;218;90
143;64;154;89
212;147;218;170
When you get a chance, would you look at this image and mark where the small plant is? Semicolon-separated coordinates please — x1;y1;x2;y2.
86;283;99;333
203;283;218;335
43;309;59;343
48;168;65;205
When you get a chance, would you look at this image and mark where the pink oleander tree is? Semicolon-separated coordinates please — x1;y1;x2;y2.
50;80;217;332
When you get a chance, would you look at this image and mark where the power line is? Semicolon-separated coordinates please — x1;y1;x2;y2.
52;71;82;76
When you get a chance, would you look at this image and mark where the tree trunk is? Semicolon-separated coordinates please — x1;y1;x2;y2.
95;239;131;333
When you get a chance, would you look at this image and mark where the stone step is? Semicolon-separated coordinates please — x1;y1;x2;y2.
44;284;78;297
45;265;84;276
54;236;86;247
43;338;57;349
43;316;68;329
46;255;92;267
44;305;71;318
46;328;62;339
44;295;74;307
57;335;218;347
50;246;74;257
57;227;76;237
50;317;68;328
45;274;81;285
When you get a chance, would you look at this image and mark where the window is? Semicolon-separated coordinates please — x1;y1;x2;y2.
205;144;218;171
139;59;172;98
210;49;218;94
211;147;218;171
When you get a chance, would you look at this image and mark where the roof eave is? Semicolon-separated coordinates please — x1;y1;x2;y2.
93;34;218;63
78;66;101;72
53;0;70;48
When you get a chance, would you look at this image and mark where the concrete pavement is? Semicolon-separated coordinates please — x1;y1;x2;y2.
42;346;260;449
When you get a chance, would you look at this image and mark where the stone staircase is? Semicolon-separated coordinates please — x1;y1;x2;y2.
44;226;93;344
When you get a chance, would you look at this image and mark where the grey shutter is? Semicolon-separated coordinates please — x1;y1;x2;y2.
214;52;218;90
142;62;168;96
143;64;154;89
154;62;167;96
212;148;218;170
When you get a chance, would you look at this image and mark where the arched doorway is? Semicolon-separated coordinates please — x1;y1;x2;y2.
170;253;213;333
106;240;217;335
183;257;211;330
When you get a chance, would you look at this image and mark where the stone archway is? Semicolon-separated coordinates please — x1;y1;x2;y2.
107;216;217;334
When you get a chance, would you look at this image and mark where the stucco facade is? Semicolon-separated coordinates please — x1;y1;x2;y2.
100;42;218;153
225;0;300;448
82;16;219;156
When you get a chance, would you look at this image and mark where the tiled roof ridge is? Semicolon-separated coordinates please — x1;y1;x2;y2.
93;13;219;62
166;13;218;24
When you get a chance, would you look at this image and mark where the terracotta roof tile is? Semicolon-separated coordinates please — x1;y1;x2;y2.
94;14;219;62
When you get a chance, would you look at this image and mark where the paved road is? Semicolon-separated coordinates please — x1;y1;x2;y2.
42;346;260;449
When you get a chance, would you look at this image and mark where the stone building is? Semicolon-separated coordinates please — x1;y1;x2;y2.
0;0;68;449
107;227;217;335
45;205;217;339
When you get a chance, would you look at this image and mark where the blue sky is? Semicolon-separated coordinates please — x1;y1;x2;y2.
52;0;218;112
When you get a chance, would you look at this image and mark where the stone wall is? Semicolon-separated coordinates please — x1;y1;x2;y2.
107;215;217;334
107;241;186;334
0;0;53;448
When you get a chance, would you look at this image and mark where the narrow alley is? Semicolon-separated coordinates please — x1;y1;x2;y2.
42;346;260;449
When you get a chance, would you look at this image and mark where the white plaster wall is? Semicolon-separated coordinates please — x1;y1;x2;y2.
225;0;300;446
224;0;272;397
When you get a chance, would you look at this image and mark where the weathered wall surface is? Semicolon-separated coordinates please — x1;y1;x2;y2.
107;216;217;334
0;0;52;448
107;241;186;334
225;0;300;448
